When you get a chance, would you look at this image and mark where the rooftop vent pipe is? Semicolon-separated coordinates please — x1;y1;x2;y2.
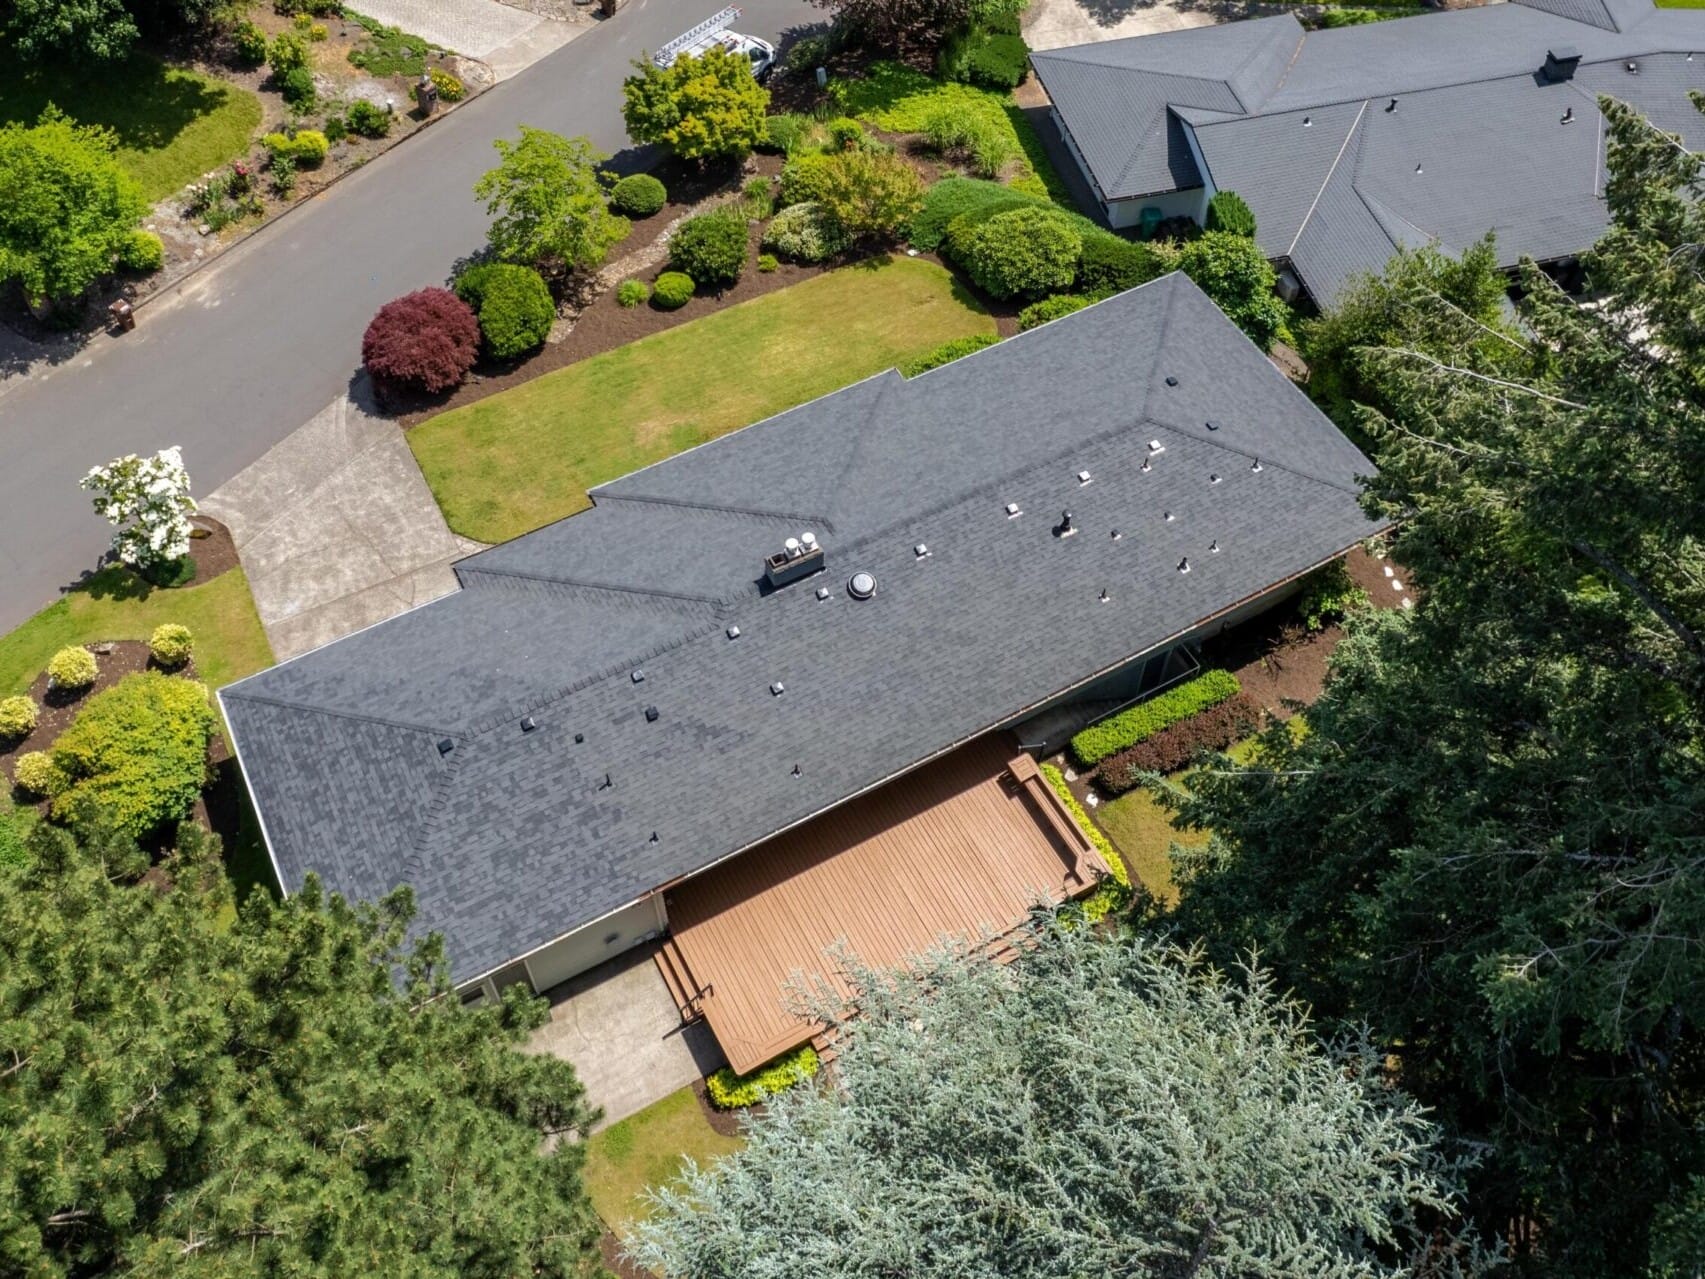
1543;46;1580;81
764;530;825;589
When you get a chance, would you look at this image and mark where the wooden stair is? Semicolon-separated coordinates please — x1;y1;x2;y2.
654;937;708;1024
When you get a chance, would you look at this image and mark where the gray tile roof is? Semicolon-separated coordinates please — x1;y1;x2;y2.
1032;0;1705;305
223;274;1382;986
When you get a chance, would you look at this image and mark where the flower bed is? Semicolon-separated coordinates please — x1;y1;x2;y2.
1070;669;1242;767
706;1044;820;1109
1097;693;1265;795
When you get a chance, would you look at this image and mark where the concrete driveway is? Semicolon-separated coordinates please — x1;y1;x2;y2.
1024;0;1265;49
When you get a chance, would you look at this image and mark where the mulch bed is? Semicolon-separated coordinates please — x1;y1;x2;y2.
692;1075;748;1138
1;640;160;784
187;516;240;582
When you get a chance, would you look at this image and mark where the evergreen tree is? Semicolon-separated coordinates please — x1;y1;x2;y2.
621;46;769;163
0;813;603;1278
1164;93;1705;1277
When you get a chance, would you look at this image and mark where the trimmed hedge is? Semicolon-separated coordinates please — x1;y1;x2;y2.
1205;190;1257;238
0;696;38;740
609;172;667;217
47;647;97;692
707;1044;820;1109
454;263;555;359
652;271;694;309
899;332;999;377
1098;692;1265;793
148;624;194;669
1077;235;1164;295
1070;669;1242;766
1040;762;1132;922
941;28;1030;90
1018;294;1094;331
669;209;748;288
946;205;1082;300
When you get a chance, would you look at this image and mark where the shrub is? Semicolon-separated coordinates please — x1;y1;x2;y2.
622;44;769;162
323;114;347;143
234;19;269;64
279;66;316;110
1077;235;1162;295
1176;231;1288;349
47;647;97;692
609;172;667;217
899;332;998;376
361;288;480;393
268;30;309;74
651;271;694;309
429;67;463;100
908;175;1031;250
148;624;194;669
783;33;830;74
345;99;391;139
669;209;748;288
827;117;865;150
269;152;297;195
1040;762;1131;894
263;129;330;166
616;278;650;307
815;149;924;244
1070;669;1242;766
13;751;67;799
760;112;810;155
1018;294;1093;330
1098;693;1265;792
947;205;1082;300
739;175;774;220
117;229;164;273
49;672;219;837
1205;190;1257;238
0;696;38;740
941;29;1030;90
921;103;1013;179
760;201;848;263
1297;561;1370;631
453;262;555;359
707;1045;820;1109
777;152;833;207
757;252;778;273
292;11;312;28
309;21;328;40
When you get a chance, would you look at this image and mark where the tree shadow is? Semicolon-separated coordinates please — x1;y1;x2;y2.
0;47;237;159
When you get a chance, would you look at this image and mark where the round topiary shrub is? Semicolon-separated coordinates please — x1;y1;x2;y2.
47;646;98;693
669;210;749;288
0;695;38;740
361;287;481;394
453;263;555;359
149;623;194;669
118;230;165;273
948;205;1083;300
778;153;833;207
826;117;865;150
609;173;667;217
652;271;695;310
616;279;650;308
760;201;849;263
13;750;67;799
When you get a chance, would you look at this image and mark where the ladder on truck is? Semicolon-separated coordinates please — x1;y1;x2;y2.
652;5;742;66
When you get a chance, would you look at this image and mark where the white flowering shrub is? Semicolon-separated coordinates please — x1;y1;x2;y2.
79;447;198;575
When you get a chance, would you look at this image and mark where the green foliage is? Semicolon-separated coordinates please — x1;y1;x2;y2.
47;646;98;691
117;228;163;272
262;128;329;166
813;148;925;243
615;278;649;307
273;0;342;13
1017;292;1092;330
278;65;315;110
234;19;269;63
810;0;970;63
292;11;311;29
0;795;32;868
826;116;865;149
322;113;347;143
651;270;694;309
1071;669;1241;766
756;252;778;273
738;175;774;220
908;175;1030;249
621;45;769;162
608;171;667;217
1176;231;1288;349
0;819;604;1276
1205;189;1257;237
1040;761;1130;891
147;623;193;668
705;1045;820;1109
922;100;1014;178
759;111;810;154
783;33;831;74
1076;233;1163;294
669;208;748;288
428;66;462;99
760;200;848;262
346;13;441;77
48;671;216;836
0;695;38;740
267;29;308;74
1296;561;1369;632
629;920;1486;1276
475;127;626;273
946;204;1081;299
2;0;138;62
0;109;146;308
454;262;555;359
268;151;296;195
778;151;834;207
898;330;997;376
12;750;67;798
939;27;1029;89
344;98;391;138
308;21;328;40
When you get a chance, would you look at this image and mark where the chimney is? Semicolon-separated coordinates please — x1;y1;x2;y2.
764;530;825;589
1543;46;1580;82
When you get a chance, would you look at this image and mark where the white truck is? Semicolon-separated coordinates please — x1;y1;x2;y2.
652;6;776;81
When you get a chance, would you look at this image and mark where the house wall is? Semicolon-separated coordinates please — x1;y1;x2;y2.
1106;186;1208;229
458;892;668;1002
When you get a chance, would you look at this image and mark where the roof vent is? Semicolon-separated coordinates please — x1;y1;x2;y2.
1076;469;1093;485
1164;510;1174;522
1054;510;1077;538
815;585;830;600
1251;458;1263;473
1625;59;1639;74
726;625;741;639
631;669;645;683
1386;98;1397;112
1110;528;1123;541
649;832;659;843
1164;375;1178;387
644;705;660;722
1543;46;1580;81
769;681;785;696
764;531;825;589
848;571;876;599
1209;473;1222;484
520;715;537;733
1303;115;1312;127
1140;456;1152;473
436;738;454;756
1098;588;1111;603
1561;106;1575;124
599;772;613;790
914;543;931;559
1005;501;1022;518
791;764;801;777
1209;540;1220;554
1177;557;1191;574
1205;420;1219;431
1148;439;1165;453
573;732;585;744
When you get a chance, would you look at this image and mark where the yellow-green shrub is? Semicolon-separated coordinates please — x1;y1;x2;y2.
149;623;194;668
13;751;68;799
0;696;37;740
1040;762;1131;922
706;1044;820;1109
47;647;97;691
1070;669;1242;766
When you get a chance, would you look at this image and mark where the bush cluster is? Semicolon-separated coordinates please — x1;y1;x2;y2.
706;1045;820;1109
13;751;67;799
263;129;330;166
268;30;308;74
323;114;347;142
1018;294;1093;330
234;20;269;64
759;112;810;155
49;672;219;837
669;209;748;288
616;278;649;307
1097;693;1265;793
940;29;1030;90
947;205;1082;300
608;172;667;217
1077;236;1163;295
453;263;555;359
361;287;481;393
899;332;999;377
345;100;391;139
1297;561;1370;631
826;117;865;150
1070;669;1243;766
1205;190;1257;238
47;647;98;692
117;230;164;273
760;201;848;263
0;696;38;740
920;103;1013;179
778;153;833;207
908;176;1031;250
148;624;194;669
651;271;694;309
279;66;315;110
429;67;464;101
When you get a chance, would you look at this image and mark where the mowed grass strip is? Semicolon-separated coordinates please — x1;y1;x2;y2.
0;50;262;201
409;256;997;544
583;1086;743;1238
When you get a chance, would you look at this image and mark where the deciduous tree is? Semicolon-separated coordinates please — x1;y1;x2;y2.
811;0;971;64
814;148;925;244
621;46;768;164
80;446;198;577
474;127;627;274
1175;230;1288;349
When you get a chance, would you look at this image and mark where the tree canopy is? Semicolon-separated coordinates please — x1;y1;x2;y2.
0;814;603;1278
474;127;628;274
621;46;769;163
629;919;1488;1278
1176;230;1288;350
1163;92;1705;1277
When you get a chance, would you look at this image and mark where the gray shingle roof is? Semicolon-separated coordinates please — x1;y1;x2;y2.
1032;0;1705;304
223;274;1382;985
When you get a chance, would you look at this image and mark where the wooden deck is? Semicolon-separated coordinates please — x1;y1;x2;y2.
657;734;1107;1075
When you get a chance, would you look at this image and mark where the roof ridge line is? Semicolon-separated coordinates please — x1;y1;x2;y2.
1287;98;1369;258
822;368;907;528
220;688;451;738
456;563;730;608
1222;18;1301;113
591;490;837;532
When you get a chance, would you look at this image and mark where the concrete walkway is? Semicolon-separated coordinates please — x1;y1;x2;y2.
201;386;483;662
528;946;725;1130
347;0;583;72
1024;0;1270;49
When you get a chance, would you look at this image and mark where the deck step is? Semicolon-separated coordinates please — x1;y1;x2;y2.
653;941;704;1023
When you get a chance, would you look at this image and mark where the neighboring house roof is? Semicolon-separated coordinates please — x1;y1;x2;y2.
222;275;1382;986
1032;0;1705;304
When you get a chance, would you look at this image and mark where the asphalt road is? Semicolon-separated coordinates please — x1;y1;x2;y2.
0;0;816;633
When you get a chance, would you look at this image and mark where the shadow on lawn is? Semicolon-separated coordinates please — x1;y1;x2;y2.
0;48;236;157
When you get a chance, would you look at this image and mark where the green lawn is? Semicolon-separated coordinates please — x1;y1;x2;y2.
583;1086;743;1238
410;256;997;544
0;565;273;698
0;49;262;201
